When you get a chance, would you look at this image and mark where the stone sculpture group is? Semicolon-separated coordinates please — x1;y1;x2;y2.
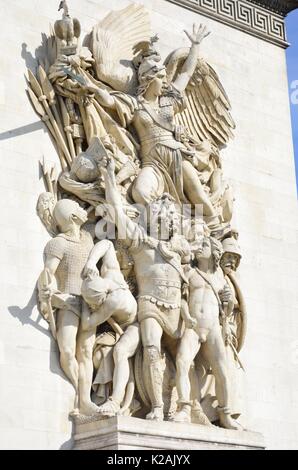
28;1;247;430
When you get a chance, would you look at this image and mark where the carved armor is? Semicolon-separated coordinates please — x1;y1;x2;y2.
139;278;181;309
44;230;93;295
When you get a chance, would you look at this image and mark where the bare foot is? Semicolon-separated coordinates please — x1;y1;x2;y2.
146;406;164;421
80;402;100;416
69;408;80;418
97;398;120;417
192;405;212;426
171;406;191;423
218;411;242;430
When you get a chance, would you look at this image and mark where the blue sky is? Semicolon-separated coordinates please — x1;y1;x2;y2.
285;11;298;192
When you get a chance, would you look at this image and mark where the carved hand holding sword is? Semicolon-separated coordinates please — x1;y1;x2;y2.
220;285;245;371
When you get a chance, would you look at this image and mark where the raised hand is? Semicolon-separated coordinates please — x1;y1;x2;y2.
184;24;211;46
39;286;53;302
185;316;197;330
219;284;233;305
100;155;116;176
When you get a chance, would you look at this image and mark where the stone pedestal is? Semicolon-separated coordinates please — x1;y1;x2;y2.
73;416;265;450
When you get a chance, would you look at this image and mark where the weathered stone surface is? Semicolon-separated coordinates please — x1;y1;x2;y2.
73;415;265;450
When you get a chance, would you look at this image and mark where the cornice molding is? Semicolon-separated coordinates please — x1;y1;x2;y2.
166;0;295;48
249;1;298;15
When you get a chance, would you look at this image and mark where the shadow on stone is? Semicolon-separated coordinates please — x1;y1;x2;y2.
7;285;64;379
21;36;50;73
8;288;77;449
21;42;37;74
8;285;47;335
0;121;44;141
60;422;75;450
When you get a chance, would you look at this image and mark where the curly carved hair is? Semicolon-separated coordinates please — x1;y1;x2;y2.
194;235;223;268
210;236;223;268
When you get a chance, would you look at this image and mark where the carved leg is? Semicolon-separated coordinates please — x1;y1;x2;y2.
76;321;99;416
140;318;164;421
182;160;216;217
202;327;242;430
111;324;140;403
143;346;164;421
172;328;200;423
132;167;162;205
98;323;140;417
56;309;80;415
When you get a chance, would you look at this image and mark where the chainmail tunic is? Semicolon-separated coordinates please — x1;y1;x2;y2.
44;230;93;295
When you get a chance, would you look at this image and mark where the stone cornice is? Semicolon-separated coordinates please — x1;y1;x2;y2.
166;0;295;48
249;1;298;15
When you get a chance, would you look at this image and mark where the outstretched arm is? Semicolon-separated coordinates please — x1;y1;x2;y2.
173;24;210;93
83;239;122;279
75;71;116;109
86;85;116;109
99;158;138;242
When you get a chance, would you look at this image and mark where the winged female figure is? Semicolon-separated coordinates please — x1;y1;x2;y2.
82;21;235;231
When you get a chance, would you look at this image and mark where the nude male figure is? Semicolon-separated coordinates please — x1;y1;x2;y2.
173;236;241;430
80;239;139;416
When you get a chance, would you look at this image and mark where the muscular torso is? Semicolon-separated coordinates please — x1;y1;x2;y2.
188;268;224;331
133;246;182;308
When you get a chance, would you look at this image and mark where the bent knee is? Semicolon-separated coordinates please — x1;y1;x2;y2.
132;169;160;205
60;347;76;362
132;184;153;205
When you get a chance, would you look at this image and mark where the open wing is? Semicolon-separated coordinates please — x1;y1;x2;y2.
165;48;235;149
92;3;151;94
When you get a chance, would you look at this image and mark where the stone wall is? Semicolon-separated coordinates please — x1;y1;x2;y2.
0;0;297;449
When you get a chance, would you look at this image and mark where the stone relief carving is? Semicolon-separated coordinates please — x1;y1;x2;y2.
27;1;246;430
168;0;288;48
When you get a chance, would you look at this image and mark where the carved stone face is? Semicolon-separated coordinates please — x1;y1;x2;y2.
188;220;206;251
54;199;88;231
73;203;88;225
149;196;180;240
154;205;179;240
195;237;212;262
221;252;240;274
147;69;167;97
